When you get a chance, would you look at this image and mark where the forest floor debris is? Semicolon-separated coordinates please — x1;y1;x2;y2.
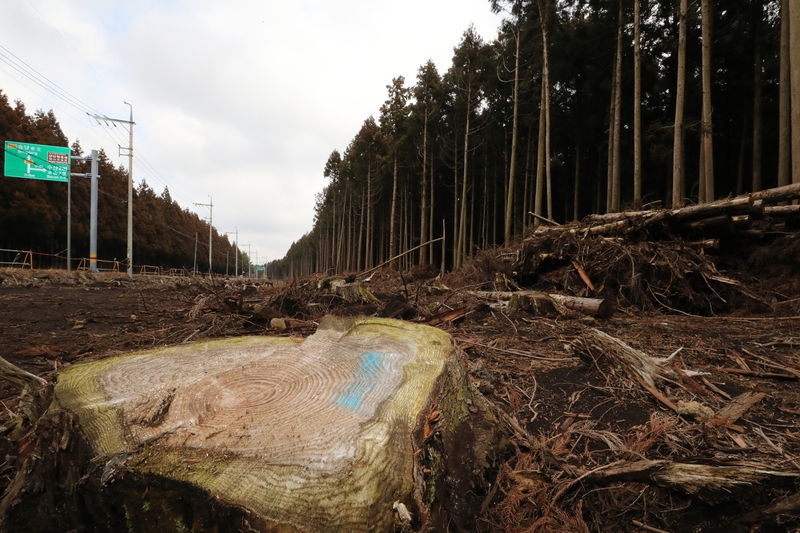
1;214;800;531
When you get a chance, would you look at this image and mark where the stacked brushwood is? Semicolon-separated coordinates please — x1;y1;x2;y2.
515;183;800;314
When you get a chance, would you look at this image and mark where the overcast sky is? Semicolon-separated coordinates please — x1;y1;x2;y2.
1;0;503;266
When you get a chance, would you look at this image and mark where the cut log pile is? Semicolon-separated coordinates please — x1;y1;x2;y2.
509;184;800;315
536;182;800;240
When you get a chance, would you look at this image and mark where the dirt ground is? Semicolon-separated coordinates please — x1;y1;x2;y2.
1;229;800;532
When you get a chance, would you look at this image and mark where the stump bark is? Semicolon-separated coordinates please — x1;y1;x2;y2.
0;317;497;533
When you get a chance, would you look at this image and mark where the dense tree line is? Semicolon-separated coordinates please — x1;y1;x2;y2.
0;90;245;274
274;0;800;279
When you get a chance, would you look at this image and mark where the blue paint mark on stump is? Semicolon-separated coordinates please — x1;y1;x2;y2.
336;351;383;413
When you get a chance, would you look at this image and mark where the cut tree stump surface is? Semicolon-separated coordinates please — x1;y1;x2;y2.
51;317;459;532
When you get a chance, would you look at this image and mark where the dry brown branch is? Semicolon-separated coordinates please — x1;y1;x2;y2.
631;520;671;533
572;329;678;411
740;490;800;523
708;392;765;426
0;355;48;389
717;367;798;380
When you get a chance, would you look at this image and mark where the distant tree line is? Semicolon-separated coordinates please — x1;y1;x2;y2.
0;90;246;274
273;0;800;279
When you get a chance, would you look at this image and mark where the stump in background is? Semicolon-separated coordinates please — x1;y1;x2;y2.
1;317;498;533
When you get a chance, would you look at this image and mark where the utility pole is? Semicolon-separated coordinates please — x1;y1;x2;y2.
194;196;213;276
254;250;259;278
226;228;238;276
90;108;135;277
193;233;198;274
243;242;250;277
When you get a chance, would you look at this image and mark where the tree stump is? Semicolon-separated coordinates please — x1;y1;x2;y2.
0;317;497;533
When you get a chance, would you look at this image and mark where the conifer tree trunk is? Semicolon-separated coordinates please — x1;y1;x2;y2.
453;130;460;268
779;0;791;188
699;133;706;201
347;193;353;272
458;90;471;268
791;0;800;184
483;151;489;247
606;65;617;213
701;0;715;202
357;188;365;272
541;0;553;219
672;0;689;208
389;155;398;266
633;0;643;205
366;159;373;269
753;0;763;192
419;110;429;265
469;175;475;260
429;159;435;263
504;28;521;245
574;135;581;221
611;0;624;213
534;84;546;224
523;131;532;230
338;194;347;272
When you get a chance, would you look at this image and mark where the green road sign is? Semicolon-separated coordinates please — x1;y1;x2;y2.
4;141;70;182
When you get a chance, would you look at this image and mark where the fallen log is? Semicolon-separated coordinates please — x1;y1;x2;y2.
0;317;498;533
549;294;614;319
686;238;720;251
670;195;754;223
679;214;735;237
470;291;614;319
581;210;655;224
751;182;800;203
764;204;800;217
584;459;799;504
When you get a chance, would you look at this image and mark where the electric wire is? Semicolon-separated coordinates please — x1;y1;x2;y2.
0;47;99;116
23;0;126;105
1;42;201;214
72;181;236;262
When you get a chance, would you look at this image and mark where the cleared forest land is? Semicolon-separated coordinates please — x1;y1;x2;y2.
1;208;800;531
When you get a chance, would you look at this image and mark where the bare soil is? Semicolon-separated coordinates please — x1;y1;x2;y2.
1;241;799;532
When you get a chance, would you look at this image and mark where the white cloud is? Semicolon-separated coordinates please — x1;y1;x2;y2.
1;0;502;265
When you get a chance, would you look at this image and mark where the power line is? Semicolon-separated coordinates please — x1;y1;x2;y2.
0;47;99;115
22;0;126;104
1;43;200;213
